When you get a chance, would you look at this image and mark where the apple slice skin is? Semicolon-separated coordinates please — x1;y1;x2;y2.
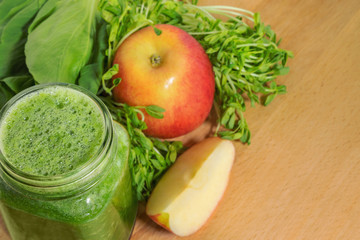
112;24;215;139
146;137;235;236
148;213;172;232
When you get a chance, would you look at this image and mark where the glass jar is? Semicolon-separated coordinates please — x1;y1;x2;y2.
0;83;137;240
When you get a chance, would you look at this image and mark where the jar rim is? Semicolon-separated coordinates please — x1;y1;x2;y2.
0;83;114;196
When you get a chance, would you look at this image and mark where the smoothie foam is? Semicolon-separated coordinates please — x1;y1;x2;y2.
0;86;105;176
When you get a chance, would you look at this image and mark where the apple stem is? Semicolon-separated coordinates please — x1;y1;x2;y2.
150;54;161;67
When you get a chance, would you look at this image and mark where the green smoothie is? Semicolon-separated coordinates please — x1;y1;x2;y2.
0;84;137;240
0;86;105;176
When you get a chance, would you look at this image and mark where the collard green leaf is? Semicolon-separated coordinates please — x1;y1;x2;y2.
0;0;47;79
25;0;98;84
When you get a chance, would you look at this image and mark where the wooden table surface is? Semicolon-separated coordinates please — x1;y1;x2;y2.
1;0;360;239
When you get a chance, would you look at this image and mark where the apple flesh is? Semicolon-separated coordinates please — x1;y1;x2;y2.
146;137;235;237
112;24;215;139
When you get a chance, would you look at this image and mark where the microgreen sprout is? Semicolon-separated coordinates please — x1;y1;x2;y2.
99;0;292;200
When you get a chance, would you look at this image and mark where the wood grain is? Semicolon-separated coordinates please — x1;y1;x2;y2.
132;0;360;239
1;0;360;239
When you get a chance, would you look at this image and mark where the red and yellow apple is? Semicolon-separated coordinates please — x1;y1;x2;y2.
146;137;235;237
112;24;215;139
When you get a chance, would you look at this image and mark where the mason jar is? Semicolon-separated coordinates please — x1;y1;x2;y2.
0;83;137;240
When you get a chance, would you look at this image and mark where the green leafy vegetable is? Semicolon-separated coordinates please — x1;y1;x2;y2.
0;82;15;108
0;0;47;79
25;0;98;84
1;75;34;94
0;74;34;108
0;0;46;108
78;17;108;94
184;10;293;143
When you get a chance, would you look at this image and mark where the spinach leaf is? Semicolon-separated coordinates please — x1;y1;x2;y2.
0;82;15;109
1;75;34;93
0;0;47;79
25;0;98;84
0;75;35;109
0;0;35;30
78;17;108;94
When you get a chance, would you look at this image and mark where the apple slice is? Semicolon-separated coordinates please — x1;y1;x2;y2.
146;137;235;237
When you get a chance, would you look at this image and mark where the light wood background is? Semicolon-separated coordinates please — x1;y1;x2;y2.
1;0;360;239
